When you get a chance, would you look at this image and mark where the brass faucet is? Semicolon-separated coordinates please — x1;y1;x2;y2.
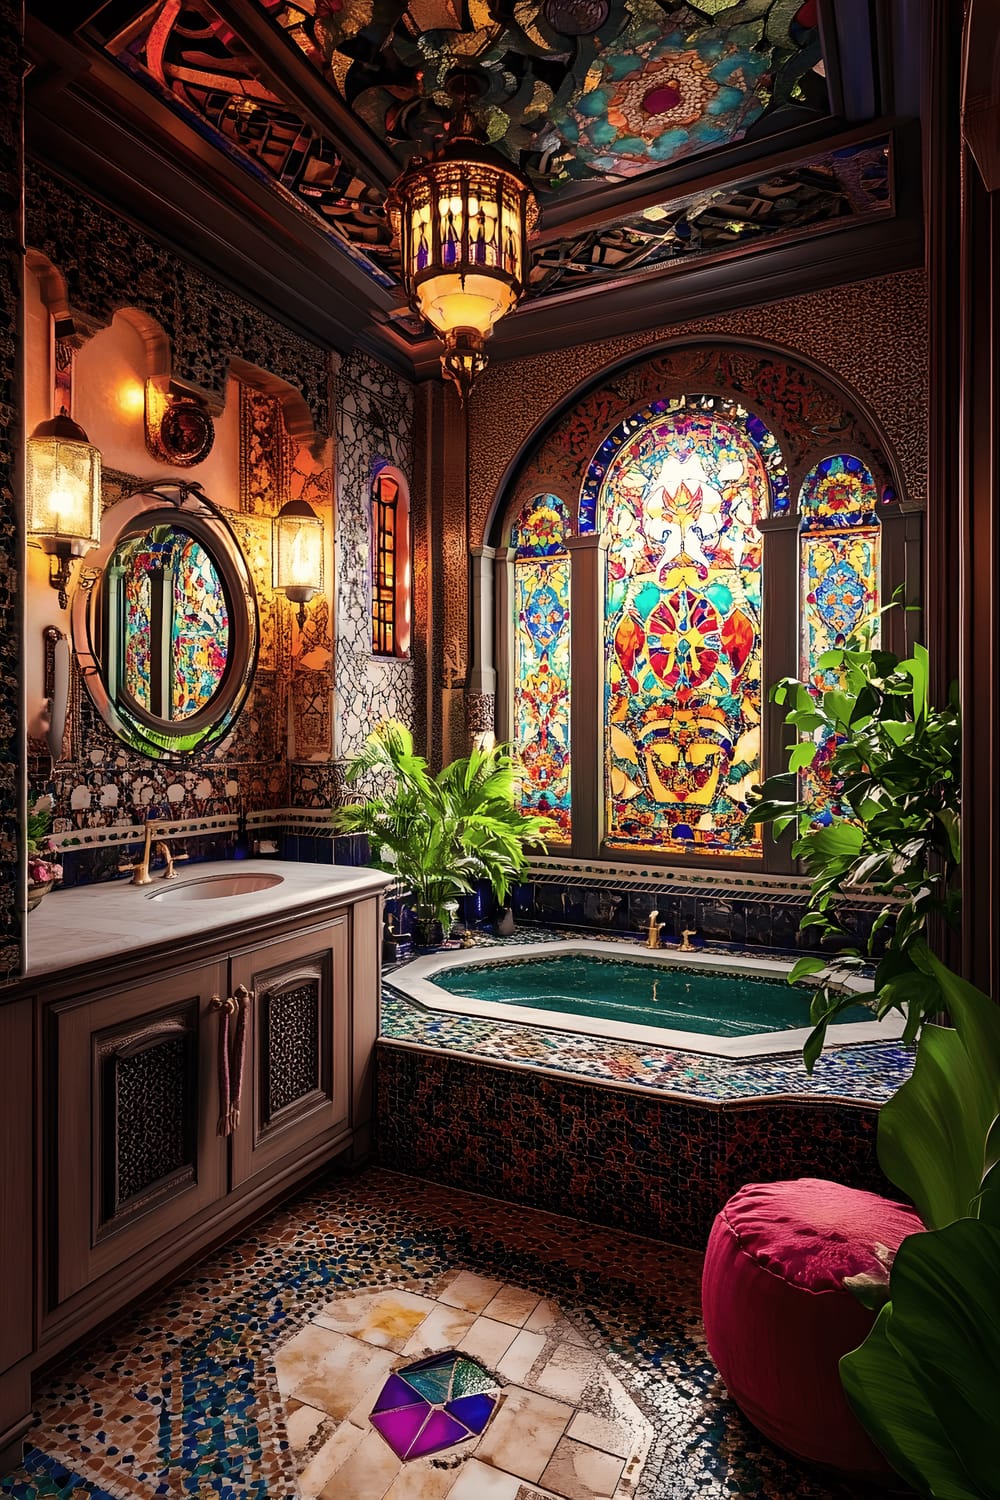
646;909;665;949
130;815;187;885
679;927;698;952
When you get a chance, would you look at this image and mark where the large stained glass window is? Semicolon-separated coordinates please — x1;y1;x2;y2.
512;494;571;841
799;454;881;818
600;398;783;857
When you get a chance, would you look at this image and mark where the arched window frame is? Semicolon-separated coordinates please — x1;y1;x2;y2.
492;376;916;875
370;461;412;659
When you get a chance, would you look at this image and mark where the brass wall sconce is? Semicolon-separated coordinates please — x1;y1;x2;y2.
26;408;102;608
273;499;323;628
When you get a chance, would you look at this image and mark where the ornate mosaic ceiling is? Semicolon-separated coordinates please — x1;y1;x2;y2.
84;0;876;324
258;0;826;187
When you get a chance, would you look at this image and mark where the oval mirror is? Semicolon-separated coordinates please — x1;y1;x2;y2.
72;482;259;760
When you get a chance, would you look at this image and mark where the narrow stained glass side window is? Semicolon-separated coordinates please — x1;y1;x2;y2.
372;468;398;656
798;454;882;820
512;493;572;841
599;397;782;858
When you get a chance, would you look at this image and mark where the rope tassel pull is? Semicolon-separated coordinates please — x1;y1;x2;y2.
211;988;253;1136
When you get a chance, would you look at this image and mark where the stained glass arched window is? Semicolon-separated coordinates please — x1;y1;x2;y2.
599;398;784;858
511;494;572;841
799;454;881;817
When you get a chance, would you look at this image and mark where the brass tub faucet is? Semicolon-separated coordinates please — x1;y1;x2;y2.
646;910;665;949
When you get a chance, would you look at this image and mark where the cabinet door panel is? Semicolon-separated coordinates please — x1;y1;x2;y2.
49;960;228;1307
230;920;350;1189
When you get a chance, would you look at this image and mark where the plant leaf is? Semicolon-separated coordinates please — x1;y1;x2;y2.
877;955;1000;1228
842;1221;1000;1500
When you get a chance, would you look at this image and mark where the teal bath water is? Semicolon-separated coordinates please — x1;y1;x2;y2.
431;953;875;1038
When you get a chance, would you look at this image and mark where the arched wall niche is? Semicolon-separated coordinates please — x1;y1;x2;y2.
26;248;325;456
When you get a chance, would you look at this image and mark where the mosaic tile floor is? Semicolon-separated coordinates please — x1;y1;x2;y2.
0;1169;895;1500
382;934;914;1105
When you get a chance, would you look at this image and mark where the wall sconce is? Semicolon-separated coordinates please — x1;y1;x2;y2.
273;499;323;628
26;408;102;609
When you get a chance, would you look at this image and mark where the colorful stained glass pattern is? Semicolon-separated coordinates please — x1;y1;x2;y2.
369;1352;499;1461
799;456;881;819
119;527;229;722
580;395;788;531
513;495;572;840
601;405;780;857
171;537;230;718
799;453;880;527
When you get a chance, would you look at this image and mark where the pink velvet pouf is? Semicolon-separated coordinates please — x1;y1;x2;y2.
701;1178;924;1480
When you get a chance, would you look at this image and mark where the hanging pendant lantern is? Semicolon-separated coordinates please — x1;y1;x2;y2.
387;78;538;401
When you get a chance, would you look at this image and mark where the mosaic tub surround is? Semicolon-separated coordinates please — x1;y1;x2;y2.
390;940;900;1059
0;1169;894;1500
376;1048;892;1249
379;930;908;1248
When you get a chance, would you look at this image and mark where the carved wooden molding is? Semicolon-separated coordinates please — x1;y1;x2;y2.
963;0;1000;191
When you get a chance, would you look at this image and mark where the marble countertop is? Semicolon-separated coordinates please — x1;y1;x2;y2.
24;860;391;980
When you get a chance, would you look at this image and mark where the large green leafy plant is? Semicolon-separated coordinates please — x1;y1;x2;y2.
334;720;555;936
745;633;961;1069
745;628;1000;1498
838;954;1000;1500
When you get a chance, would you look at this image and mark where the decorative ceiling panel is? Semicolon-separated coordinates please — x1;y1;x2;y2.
528;134;892;297
82;0;892;341
259;0;828;190
89;0;398;286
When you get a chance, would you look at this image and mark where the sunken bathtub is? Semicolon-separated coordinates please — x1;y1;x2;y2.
387;939;905;1058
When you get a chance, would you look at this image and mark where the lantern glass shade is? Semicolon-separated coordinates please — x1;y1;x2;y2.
273;501;323;602
389;150;536;346
26;419;101;555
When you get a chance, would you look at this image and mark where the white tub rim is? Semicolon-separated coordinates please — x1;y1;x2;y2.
387;939;904;1059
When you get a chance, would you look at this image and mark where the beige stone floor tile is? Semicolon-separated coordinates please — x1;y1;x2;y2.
496;1327;546;1385
566;1408;637;1462
524;1298;563;1334
284;1400;327;1453
447;1458;525;1499
456;1315;520;1367
296;1420;366;1499
314;1288;439;1350
383;1458;465;1499
540;1436;625;1500
481;1285;542;1328
534;1344;599;1405
475;1385;574;1483
438;1270;506;1312
401;1301;478;1357
275;1323;398;1419
319;1425;402;1500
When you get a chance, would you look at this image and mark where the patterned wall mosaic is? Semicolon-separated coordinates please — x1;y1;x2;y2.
330;350;417;780
469;268;928;546
0;0;22;981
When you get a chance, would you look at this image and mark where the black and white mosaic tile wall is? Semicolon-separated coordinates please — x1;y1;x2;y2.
0;0;23;981
334;350;416;765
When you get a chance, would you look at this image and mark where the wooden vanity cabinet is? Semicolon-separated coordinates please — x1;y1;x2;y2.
48;959;230;1307
36;888;383;1351
229;919;351;1191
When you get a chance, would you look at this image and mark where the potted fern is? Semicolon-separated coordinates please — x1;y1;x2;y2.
334;721;556;947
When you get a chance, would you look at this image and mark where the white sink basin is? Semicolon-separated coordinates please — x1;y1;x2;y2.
148;872;284;902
